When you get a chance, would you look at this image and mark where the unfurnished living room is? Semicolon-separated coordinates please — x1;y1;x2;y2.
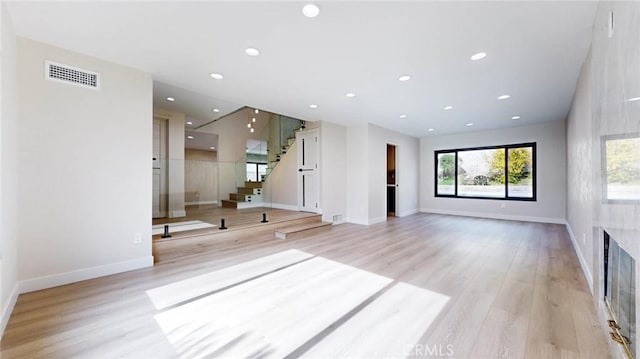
0;1;638;358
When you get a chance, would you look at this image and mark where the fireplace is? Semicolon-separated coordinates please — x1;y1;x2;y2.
604;231;636;357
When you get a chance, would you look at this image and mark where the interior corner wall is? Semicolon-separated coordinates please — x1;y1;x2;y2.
367;123;420;223
320;121;347;223
0;0;18;337
16;37;153;292
420;121;567;223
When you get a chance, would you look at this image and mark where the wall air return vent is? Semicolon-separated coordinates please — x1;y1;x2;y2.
45;60;100;90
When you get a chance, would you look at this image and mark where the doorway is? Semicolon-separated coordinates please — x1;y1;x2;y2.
152;117;168;218
297;128;319;213
387;144;397;217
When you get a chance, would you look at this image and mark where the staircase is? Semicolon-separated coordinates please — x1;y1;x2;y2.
221;181;263;209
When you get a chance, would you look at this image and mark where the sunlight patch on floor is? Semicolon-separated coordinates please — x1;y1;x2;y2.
301;282;450;358
146;249;314;310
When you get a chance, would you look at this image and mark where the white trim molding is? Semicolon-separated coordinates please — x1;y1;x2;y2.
269;203;299;211
398;209;418;217
420;208;565;224
19;256;154;294
565;222;594;294
0;283;19;338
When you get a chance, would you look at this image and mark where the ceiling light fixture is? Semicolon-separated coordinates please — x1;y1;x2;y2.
210;146;216;150
187;135;194;139
309;104;318;109
254;109;259;114
512;116;521;120
209;73;224;80
398;75;411;82
628;97;640;102
186;121;193;125
444;106;453;110
212;108;220;112
245;47;260;56
166;97;175;102
497;95;511;100
247;123;251;128
252;117;256;122
250;128;255;133
466;123;474;127
400;114;407;119
470;52;487;61
302;4;320;18
428;128;435;132
346;92;356;98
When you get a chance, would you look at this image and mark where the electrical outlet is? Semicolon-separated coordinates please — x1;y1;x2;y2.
133;233;142;244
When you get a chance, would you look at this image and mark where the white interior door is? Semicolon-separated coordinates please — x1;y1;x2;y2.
297;129;319;213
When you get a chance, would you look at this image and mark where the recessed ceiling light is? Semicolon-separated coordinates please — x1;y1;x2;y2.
212;108;220;112
302;4;320;18
309;104;318;109
209;73;224;80
186;121;193;125
512;116;521;120
245;47;260;56
444;106;453;110
398;75;411;82
628;97;640;102
466;123;474;127
346;92;356;98
210;146;215;150
497;95;511;100
470;52;487;61
187;135;194;139
166;97;175;102
399;114;407;119
428;128;435;132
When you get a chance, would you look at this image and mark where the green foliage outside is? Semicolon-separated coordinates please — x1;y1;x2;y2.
437;153;455;184
488;148;532;184
606;138;640;184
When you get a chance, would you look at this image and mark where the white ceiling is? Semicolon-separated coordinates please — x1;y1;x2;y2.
6;1;597;137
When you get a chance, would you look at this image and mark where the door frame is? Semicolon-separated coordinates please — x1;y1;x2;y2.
386;142;399;217
296;128;320;213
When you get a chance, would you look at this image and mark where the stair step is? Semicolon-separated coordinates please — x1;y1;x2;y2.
244;181;263;189
237;187;254;195
229;193;252;202
221;199;238;209
275;221;332;240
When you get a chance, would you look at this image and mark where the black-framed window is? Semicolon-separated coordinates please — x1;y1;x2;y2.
435;142;536;201
246;162;268;182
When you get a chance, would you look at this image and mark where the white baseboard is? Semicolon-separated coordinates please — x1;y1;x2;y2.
0;283;19;339
566;222;594;294
398;209;418;217
269;203;299;211
170;210;186;218
19;256;154;294
419;208;565;224
345;217;387;226
368;216;387;225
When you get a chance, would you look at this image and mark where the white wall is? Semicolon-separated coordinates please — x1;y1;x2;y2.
17;38;153;292
420;120;567;223
184;149;218;205
0;0;18;337
320;121;347;223
345;124;369;224
368;123;420;223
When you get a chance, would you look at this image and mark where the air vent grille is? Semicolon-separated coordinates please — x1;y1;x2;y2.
45;61;100;89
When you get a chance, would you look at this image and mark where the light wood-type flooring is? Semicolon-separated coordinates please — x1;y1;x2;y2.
1;214;610;358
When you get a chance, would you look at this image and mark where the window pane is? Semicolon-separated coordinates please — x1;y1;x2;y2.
258;164;268;182
246;163;257;182
457;148;505;198
605;137;640;201
436;153;455;195
507;147;534;198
